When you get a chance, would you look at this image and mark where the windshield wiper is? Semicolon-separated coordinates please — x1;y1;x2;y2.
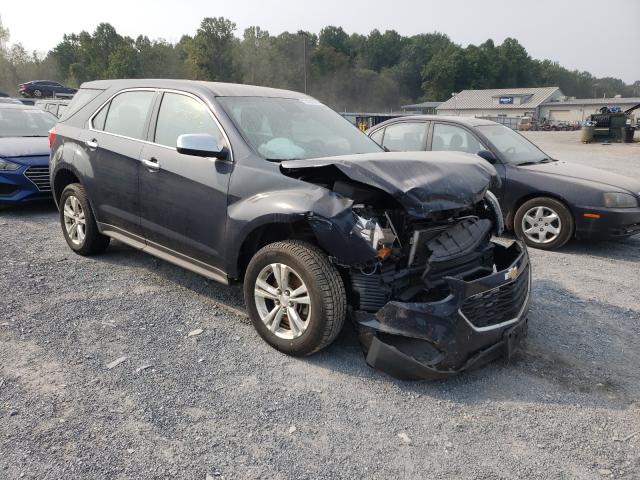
517;158;552;166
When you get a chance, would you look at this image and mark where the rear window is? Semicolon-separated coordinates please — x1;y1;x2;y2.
58;88;103;122
0;108;57;137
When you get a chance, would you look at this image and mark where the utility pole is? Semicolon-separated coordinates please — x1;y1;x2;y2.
298;31;308;94
302;34;307;94
0;13;7;52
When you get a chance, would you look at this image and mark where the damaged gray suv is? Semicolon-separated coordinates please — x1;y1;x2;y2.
50;80;530;380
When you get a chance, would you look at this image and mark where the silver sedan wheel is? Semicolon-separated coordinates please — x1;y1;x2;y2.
254;263;311;340
521;205;562;244
63;195;86;246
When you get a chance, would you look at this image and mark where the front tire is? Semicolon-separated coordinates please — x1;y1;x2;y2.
244;240;347;356
60;183;110;255
514;197;574;250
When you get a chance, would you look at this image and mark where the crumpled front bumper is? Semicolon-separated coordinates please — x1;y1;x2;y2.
354;240;530;380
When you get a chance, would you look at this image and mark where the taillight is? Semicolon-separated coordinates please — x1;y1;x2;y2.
48;127;56;149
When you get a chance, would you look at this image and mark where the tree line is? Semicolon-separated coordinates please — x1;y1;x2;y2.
1;17;638;111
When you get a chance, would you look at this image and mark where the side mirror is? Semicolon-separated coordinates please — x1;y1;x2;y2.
177;134;228;160
477;150;498;164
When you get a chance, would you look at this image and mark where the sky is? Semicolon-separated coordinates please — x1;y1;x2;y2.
2;0;639;83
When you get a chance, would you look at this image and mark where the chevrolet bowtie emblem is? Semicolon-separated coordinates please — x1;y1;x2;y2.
505;266;519;281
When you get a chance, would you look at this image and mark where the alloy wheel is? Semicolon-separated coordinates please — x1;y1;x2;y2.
521;205;562;245
254;263;311;340
63;195;86;246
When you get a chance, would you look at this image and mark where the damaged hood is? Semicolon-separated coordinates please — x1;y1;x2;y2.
281;151;499;218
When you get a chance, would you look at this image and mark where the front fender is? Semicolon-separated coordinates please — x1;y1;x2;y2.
225;186;362;274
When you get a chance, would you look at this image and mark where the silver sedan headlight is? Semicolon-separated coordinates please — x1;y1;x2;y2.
0;158;21;171
603;192;639;208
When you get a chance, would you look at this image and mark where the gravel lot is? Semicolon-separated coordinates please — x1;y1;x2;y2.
1;131;639;479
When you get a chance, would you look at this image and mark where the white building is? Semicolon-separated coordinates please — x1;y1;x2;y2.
539;97;640;123
437;87;564;120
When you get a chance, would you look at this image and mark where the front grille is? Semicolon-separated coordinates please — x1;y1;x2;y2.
24;166;51;192
461;264;530;329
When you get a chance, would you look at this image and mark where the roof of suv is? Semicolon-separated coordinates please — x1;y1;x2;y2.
371;115;500;130
80;79;311;99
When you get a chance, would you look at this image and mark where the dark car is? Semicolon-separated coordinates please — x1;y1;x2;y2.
19;80;77;99
50;80;530;380
0;104;57;204
367;116;640;250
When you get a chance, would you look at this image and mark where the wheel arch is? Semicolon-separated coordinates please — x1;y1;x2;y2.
506;191;574;231
233;220;318;280
52;168;81;206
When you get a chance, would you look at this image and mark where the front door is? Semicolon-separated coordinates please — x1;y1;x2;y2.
429;122;506;201
138;91;232;270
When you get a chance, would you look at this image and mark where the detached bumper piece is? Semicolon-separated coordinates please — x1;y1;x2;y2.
354;241;530;380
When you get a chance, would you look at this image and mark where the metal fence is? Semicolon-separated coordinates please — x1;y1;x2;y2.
475;116;520;130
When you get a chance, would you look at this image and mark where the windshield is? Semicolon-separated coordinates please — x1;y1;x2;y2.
0;108;57;137
477;124;548;164
218;96;382;160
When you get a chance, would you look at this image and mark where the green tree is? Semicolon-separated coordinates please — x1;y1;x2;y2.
186;17;238;81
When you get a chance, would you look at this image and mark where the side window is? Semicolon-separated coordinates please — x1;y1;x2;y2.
103;91;155;140
432;123;485;154
370;128;384;145
381;122;426;151
154;92;225;148
92;103;109;130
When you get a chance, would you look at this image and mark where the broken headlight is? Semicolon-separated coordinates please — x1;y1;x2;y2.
352;210;397;256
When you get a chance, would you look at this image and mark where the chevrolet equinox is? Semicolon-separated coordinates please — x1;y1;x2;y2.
50;80;530;380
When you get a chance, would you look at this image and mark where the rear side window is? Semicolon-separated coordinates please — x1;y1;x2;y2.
154;92;225;148
58;88;102;122
370;128;384;145
92;103;108;130
103;91;155;140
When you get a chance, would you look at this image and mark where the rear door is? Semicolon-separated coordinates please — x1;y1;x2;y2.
83;89;157;237
138;91;232;269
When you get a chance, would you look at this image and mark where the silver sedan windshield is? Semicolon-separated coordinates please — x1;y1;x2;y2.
478;124;548;164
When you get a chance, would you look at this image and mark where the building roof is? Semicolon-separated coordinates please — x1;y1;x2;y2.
437;86;561;110
541;97;640;106
401;101;442;109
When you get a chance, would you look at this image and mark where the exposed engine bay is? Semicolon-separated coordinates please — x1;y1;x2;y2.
280;152;530;380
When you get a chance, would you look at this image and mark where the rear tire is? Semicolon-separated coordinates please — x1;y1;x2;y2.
33;89;42;98
514;197;573;250
59;183;110;256
244;240;347;356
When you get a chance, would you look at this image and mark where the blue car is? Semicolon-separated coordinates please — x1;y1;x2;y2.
0;104;57;204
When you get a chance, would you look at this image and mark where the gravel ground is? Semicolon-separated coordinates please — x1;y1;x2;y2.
1;132;639;479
